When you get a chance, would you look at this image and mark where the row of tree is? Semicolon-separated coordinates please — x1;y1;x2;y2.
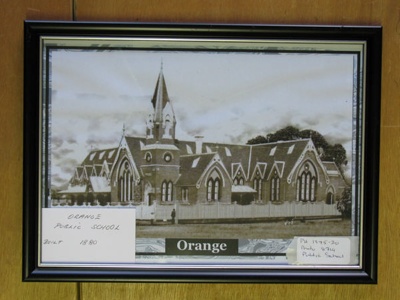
247;125;347;171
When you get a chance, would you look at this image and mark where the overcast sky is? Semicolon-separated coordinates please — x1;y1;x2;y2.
49;48;356;187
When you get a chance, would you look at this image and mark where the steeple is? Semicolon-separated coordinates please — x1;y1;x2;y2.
118;123;127;148
146;63;176;143
151;62;169;121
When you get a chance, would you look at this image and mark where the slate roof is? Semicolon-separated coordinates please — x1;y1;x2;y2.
154;137;307;179
90;176;111;193
175;138;314;188
70;136;329;189
323;161;341;176
173;139;312;186
249;139;310;180
125;136;147;164
81;148;118;166
175;153;216;186
60;184;86;194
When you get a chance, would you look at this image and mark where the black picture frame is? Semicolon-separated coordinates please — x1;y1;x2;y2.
23;21;381;283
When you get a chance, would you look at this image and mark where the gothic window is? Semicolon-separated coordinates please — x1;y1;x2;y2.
234;170;244;185
207;178;221;201
270;171;280;201
146;114;154;137
206;169;222;202
161;180;173;202
296;163;317;202
326;186;335;204
118;161;134;202
163;114;172;138
253;178;262;201
207;179;212;200
214;179;220;200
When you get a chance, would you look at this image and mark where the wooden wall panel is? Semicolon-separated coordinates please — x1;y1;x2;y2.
0;1;77;300
1;0;399;299
380;2;400;126
75;0;382;25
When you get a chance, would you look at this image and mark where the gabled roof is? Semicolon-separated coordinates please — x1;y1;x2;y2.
250;162;268;180
124;136;147;164
70;135;329;188
176;153;216;186
119;137;316;181
91;164;103;176
84;165;93;178
175;139;316;183
231;163;247;180
90;176;111;193
75;166;84;180
249;139;312;182
59;184;87;194
267;161;285;180
81;148;118;166
323;161;342;176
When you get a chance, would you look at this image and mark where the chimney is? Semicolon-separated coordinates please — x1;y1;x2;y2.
195;136;203;154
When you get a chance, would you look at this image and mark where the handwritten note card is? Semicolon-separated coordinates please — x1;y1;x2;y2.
41;208;136;264
296;237;351;265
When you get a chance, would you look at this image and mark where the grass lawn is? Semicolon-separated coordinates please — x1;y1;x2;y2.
136;218;352;239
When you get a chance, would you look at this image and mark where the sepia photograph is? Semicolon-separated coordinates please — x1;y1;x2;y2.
23;22;381;282
47;45;355;260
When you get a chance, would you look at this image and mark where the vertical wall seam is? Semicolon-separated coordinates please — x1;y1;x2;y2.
77;281;82;300
72;0;77;21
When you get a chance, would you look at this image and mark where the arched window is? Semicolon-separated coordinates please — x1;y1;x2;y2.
270;174;280;201
162;114;173;139
326;186;335;204
253;178;262;201
233;170;245;186
206;169;222;202
214;178;220;200
161;180;173;202
207;178;221;201
296;163;317;202
118;161;135;202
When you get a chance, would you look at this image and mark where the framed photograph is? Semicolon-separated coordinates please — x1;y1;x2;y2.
23;21;381;283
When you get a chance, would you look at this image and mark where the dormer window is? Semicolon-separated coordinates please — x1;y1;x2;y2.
288;144;295;154
269;146;276;156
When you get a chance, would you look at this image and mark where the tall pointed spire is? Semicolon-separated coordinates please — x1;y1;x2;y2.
147;62;176;143
119;123;126;146
151;62;170;123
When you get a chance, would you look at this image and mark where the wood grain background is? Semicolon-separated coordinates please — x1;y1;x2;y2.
1;0;398;299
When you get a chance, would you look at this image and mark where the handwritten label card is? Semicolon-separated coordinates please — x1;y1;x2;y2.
295;237;351;265
41;208;135;264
